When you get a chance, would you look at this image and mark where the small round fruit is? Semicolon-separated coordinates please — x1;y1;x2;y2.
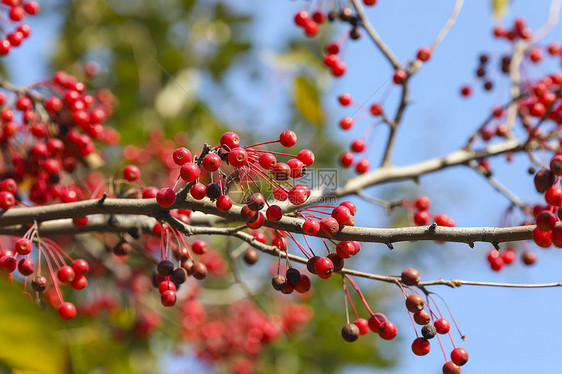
58;302;77;320
341;323;360;342
434;318;451;334
451;347;469;366
411;337;431;356
401;267;420;286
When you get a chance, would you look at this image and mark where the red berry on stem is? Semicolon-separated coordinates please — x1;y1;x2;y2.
411;337;431;356
416;47;432;62
379;321;398;340
340;152;354;167
451;347;469;366
58;302;77;320
259;153;277;169
220;132;241;149
297;149;315;166
57;265;76;283
123;165;140;182
442;361;461;374
338;93;352;106
303;219;320;235
393;69;407;84
434;318;451;334
15;238;32;255
173;147;192;165
355;159;369;174
180;163;200;182
161;290;177;307
319;216;339;237
368;313;387;332
157;188;176;208
202;153;222;172
228;147;248;167
266;205;283;221
339;116;353;130
354;318;370;335
190;183;206;200
216;195;232;212
314;256;334;279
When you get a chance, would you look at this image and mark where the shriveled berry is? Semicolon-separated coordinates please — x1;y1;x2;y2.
272;275;287;291
31;275;47;292
341;323;360;342
421;323;437;339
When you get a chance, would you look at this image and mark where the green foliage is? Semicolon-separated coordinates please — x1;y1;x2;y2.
0;278;66;374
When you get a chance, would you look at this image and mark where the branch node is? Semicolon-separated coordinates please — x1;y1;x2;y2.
427;222;437;233
97;192;108;206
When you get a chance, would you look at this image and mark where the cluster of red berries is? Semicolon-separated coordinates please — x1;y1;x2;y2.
486;246;536;271
181;298;311;373
0;71;118;205
155;131;315;230
531;155;562;248
405;195;456;228
0;0;39;56
399;268;468;373
0;225;90;320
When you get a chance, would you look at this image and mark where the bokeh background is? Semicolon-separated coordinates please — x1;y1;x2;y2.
2;0;562;373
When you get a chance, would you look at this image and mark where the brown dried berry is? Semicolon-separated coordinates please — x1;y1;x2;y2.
272;275;287;291
341;323;360;342
191;262;207;280
243;248;258;265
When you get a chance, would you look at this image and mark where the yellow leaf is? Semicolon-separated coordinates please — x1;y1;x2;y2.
293;76;324;126
491;0;510;19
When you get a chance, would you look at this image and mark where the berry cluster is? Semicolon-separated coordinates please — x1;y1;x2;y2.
181;298;311;372
531;155;562;248
0;0;39;56
399;268;469;373
0;71;118;206
155;131;314;225
0;224;90;320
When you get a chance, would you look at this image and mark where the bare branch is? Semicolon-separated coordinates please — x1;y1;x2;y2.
350;0;401;70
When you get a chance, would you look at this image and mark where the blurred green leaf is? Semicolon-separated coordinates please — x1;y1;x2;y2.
0;279;66;374
294;76;324;127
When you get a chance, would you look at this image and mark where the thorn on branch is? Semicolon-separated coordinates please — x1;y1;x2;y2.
108;215;118;227
97;192;108;206
427;222;437;233
468;242;475;248
492;242;500;250
386;241;394;250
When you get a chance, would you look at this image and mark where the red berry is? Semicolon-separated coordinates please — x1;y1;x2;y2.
173;147;192;165
434;318;450;334
319;216;339;237
536;211;557;231
17;258;35;276
370;103;382;116
273;186;288;201
259;153;277;169
58;302;77;320
314;256;334;279
70;275;88;290
451;347;469;366
271;162;291;181
57;265;76;283
0;191;15;210
294;274;312;293
72;259;90;275
405;293;425;313
379;321;398;340
502;248;517;264
191;240;207;255
355;159;369;174
532;227;552;248
180;162;200;182
157;188;176;208
228;147;248;167
413;310;431;325
416;47;432;62
442;361;461;374
550;154;562;175
368;313;387;332
336;241;355;259
350;139;365;153
411;337;431;356
294;10;309;27
392;69;407;84
216;195;232;212
340;152;354;167
287;158;305;178
0;39;10;55
303;219;320;235
338;93;352;106
354;318;370;335
15;238;32;255
9;6;25;21
297;149;315;166
332;206;354;226
414;211;430;225
23;1;40;15
161;290;177;307
288;184;311;205
190;183;206;200
202;153;222;172
266;205;283;221
123;165;140;182
339;116;353;130
331;60;347;76
304;20;319;36
220;132;241;149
